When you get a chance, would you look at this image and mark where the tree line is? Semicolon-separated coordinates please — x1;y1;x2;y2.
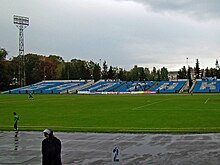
0;48;219;91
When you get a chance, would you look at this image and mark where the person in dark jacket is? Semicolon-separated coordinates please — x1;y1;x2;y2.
42;129;62;165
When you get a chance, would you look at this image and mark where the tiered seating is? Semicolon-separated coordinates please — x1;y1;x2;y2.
4;80;193;94
79;80;123;92
192;80;220;93
149;81;186;93
44;81;87;94
115;81;155;92
5;80;88;94
5;81;58;94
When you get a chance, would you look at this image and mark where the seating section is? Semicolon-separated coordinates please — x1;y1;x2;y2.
5;80;87;94
115;81;155;92
192;80;220;93
79;80;124;92
148;81;186;93
4;79;220;94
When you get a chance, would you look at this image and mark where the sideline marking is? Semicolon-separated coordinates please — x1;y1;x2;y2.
132;99;170;110
204;98;210;104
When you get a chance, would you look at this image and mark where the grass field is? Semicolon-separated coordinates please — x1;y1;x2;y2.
0;94;220;133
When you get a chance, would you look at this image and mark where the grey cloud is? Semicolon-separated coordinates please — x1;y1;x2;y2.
121;0;220;20
1;0;220;71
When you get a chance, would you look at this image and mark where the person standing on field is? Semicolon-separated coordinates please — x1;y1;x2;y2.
13;112;19;132
29;92;33;98
42;129;62;165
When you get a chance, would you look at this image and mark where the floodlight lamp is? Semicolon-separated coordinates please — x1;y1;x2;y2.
13;15;29;26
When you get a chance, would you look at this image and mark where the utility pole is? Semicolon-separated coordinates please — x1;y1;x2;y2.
13;15;29;87
186;57;189;88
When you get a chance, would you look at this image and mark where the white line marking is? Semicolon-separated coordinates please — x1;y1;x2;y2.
204;98;210;104
132;99;170;110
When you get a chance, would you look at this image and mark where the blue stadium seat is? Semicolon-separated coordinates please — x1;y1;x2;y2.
192;79;220;93
115;81;155;92
79;80;123;92
149;81;186;93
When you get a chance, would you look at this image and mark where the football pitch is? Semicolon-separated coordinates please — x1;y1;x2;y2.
0;94;220;133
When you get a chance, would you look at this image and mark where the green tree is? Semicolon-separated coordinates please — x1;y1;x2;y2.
144;67;151;80
69;59;91;80
0;49;15;90
102;60;108;80
161;67;168;81
216;69;220;78
215;59;219;69
0;48;7;61
156;69;161;81
61;61;71;80
205;67;210;77
215;60;220;78
209;68;215;77
130;65;139;81
48;55;64;79
93;63;101;81
107;66;115;79
177;66;187;79
151;67;157;81
24;54;42;84
117;68;126;81
138;67;145;81
195;59;200;79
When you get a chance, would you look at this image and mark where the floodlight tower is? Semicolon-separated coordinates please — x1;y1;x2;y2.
13;15;29;87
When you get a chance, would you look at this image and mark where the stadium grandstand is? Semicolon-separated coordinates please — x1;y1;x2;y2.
3;78;220;94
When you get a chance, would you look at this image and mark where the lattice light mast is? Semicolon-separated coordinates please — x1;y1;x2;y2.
13;15;29;87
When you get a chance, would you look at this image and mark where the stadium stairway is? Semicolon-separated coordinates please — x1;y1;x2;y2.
148;81;186;93
178;79;189;93
109;81;126;92
78;80;104;92
60;80;94;94
147;81;158;91
189;80;197;93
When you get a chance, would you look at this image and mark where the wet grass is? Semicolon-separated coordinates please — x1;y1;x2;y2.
0;94;220;133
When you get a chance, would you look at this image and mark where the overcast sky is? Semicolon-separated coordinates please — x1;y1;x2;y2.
1;0;220;71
